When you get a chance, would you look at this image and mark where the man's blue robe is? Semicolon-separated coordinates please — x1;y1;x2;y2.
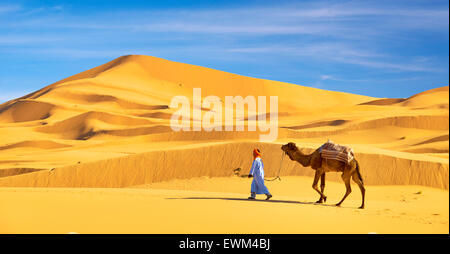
250;158;270;195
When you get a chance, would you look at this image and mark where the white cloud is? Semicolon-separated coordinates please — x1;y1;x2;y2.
227;43;441;73
330;56;440;72
320;75;333;80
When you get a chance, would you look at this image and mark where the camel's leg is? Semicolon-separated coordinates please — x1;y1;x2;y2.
352;173;365;209
318;173;327;203
336;172;351;207
312;171;326;203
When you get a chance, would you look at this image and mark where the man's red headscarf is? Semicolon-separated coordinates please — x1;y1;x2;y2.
253;148;261;160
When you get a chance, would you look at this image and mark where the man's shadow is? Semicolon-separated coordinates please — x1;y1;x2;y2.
166;197;353;208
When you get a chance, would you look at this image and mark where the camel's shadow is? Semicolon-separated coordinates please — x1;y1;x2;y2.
166;197;354;209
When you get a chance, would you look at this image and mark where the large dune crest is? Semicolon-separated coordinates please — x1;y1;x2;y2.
0;55;448;191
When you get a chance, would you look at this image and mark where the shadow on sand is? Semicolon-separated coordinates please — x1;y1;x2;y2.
166;197;355;209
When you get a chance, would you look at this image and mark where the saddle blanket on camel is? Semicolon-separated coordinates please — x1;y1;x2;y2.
318;140;354;164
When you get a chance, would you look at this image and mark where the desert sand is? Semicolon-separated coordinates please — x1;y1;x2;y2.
0;55;448;233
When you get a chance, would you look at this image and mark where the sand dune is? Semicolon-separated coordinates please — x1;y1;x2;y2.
0;55;448;233
284;115;448;132
0;55;447;183
47;88;169;111
0;140;71;150
0;142;447;189
359;98;407;106
0;100;55;123
359;86;449;108
37;111;155;139
0;168;45;178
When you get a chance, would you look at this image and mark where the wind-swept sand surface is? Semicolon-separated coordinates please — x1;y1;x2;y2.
0;177;448;234
0;55;448;233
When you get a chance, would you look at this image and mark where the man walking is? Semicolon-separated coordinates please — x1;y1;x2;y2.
248;148;272;200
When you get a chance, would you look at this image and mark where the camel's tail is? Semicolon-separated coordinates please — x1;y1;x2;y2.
355;159;364;185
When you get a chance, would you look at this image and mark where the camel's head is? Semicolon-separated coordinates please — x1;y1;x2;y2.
281;142;298;159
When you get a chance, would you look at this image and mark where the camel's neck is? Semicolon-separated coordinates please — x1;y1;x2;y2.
291;150;311;167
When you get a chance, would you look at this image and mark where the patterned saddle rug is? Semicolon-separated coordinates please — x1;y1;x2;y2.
318;140;354;164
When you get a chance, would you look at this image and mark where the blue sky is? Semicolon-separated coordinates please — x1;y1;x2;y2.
0;0;448;102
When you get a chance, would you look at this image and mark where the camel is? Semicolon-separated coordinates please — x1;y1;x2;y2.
281;142;365;209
